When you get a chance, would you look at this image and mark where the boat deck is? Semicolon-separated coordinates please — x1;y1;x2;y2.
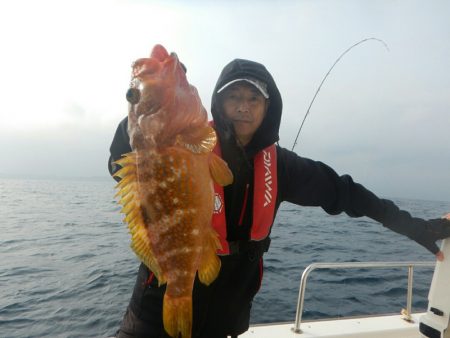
241;313;425;338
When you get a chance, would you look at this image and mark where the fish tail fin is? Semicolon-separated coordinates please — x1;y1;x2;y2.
198;230;222;285
209;152;233;186
163;293;192;338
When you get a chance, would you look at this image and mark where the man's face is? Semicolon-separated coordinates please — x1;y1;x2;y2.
221;82;269;146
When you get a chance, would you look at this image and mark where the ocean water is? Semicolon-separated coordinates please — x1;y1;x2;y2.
1;177;449;338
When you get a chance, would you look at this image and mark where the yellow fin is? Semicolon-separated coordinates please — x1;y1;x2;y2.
198;229;221;285
119;192;134;206
163;294;192;338
114;151;165;285
127;211;166;285
121;201;136;214
114;164;136;179
115;174;136;189
113;152;137;180
124;208;139;224
178;126;217;154
198;251;221;286
208;152;233;186
114;182;135;198
114;152;136;167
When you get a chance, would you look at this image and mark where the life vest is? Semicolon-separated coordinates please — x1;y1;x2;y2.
211;141;277;255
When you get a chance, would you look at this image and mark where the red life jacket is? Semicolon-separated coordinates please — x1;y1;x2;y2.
211;141;278;255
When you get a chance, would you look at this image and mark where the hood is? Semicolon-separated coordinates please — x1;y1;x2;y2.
211;59;283;156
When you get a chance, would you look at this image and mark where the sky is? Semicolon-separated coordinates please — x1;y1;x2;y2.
0;0;449;202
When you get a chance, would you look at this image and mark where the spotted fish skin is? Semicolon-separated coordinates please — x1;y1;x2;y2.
114;44;233;338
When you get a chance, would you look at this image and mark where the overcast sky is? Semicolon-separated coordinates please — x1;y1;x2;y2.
0;0;449;202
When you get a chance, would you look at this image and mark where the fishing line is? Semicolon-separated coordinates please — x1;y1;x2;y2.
291;37;389;152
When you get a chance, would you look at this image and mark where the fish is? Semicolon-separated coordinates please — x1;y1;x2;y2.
113;44;233;338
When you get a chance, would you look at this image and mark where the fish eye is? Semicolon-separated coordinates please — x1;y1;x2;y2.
126;87;141;104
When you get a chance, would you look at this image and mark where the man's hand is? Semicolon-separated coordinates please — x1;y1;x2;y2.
436;213;450;261
405;216;450;261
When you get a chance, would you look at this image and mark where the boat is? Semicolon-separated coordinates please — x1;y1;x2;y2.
241;239;450;338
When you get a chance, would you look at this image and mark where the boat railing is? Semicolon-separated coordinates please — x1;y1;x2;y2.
293;261;435;334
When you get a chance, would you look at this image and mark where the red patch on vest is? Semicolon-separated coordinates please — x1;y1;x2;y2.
211;142;277;254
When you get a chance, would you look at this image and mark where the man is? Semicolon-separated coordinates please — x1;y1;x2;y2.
109;58;450;337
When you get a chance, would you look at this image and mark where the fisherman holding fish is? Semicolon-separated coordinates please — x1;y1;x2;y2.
109;45;450;338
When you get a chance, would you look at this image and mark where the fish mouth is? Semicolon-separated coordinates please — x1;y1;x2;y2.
135;69;154;79
132;54;164;79
133;54;179;79
134;62;159;79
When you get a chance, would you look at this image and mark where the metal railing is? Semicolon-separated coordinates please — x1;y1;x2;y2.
293;261;435;333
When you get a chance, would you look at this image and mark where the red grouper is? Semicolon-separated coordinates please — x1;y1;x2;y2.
113;44;233;338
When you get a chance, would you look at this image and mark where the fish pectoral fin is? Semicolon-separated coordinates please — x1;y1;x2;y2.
198;230;222;286
163;293;192;338
208;152;233;186
178;126;217;154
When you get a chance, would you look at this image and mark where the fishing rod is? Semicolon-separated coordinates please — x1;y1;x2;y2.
291;37;390;152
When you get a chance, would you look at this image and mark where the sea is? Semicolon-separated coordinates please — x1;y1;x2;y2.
1;177;449;338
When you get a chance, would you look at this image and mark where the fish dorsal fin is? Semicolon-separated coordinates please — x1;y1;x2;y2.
177;126;217;154
114;152;166;285
208;152;233;186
